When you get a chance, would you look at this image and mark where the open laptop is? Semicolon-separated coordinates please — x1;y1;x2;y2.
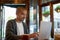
39;21;52;40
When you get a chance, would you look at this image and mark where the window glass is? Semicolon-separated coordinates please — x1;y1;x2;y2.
2;6;16;40
53;3;60;34
30;0;39;34
42;6;50;22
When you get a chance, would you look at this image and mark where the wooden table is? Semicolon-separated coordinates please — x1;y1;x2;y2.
55;34;60;40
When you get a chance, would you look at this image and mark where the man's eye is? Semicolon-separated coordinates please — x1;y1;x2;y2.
21;14;24;16
21;13;24;15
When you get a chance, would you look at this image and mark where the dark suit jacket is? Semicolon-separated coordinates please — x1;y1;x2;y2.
5;19;29;40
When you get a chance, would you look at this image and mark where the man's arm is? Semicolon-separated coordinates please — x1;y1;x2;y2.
5;20;39;40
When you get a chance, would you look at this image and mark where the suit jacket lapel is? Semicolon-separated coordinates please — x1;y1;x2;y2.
22;22;28;34
13;19;17;35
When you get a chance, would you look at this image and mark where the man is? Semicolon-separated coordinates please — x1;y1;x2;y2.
5;6;38;40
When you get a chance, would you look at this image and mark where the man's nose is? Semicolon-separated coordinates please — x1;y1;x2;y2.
21;15;25;18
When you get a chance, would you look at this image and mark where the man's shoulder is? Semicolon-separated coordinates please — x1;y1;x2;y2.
7;19;16;23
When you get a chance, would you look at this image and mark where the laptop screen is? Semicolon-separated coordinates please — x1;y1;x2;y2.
39;21;52;40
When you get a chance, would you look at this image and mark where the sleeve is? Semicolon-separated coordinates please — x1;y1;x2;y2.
5;20;22;40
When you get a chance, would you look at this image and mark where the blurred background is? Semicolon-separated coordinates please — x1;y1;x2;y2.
0;0;60;40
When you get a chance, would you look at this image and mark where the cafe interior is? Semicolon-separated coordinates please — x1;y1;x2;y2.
0;0;60;40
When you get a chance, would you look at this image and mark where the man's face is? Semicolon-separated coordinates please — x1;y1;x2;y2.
16;8;27;21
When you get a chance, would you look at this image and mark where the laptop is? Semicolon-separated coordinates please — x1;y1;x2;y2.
39;21;52;40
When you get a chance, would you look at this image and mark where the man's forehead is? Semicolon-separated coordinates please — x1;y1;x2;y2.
16;7;27;14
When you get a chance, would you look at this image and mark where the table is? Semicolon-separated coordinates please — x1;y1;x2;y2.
55;34;60;40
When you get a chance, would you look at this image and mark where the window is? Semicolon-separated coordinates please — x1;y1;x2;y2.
42;0;52;3
53;3;60;34
29;0;39;34
2;6;16;40
42;6;50;22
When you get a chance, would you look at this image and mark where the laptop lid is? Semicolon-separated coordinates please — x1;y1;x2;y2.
39;21;52;40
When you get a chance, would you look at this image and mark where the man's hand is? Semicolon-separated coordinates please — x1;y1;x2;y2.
19;32;39;40
19;34;29;40
29;32;39;38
